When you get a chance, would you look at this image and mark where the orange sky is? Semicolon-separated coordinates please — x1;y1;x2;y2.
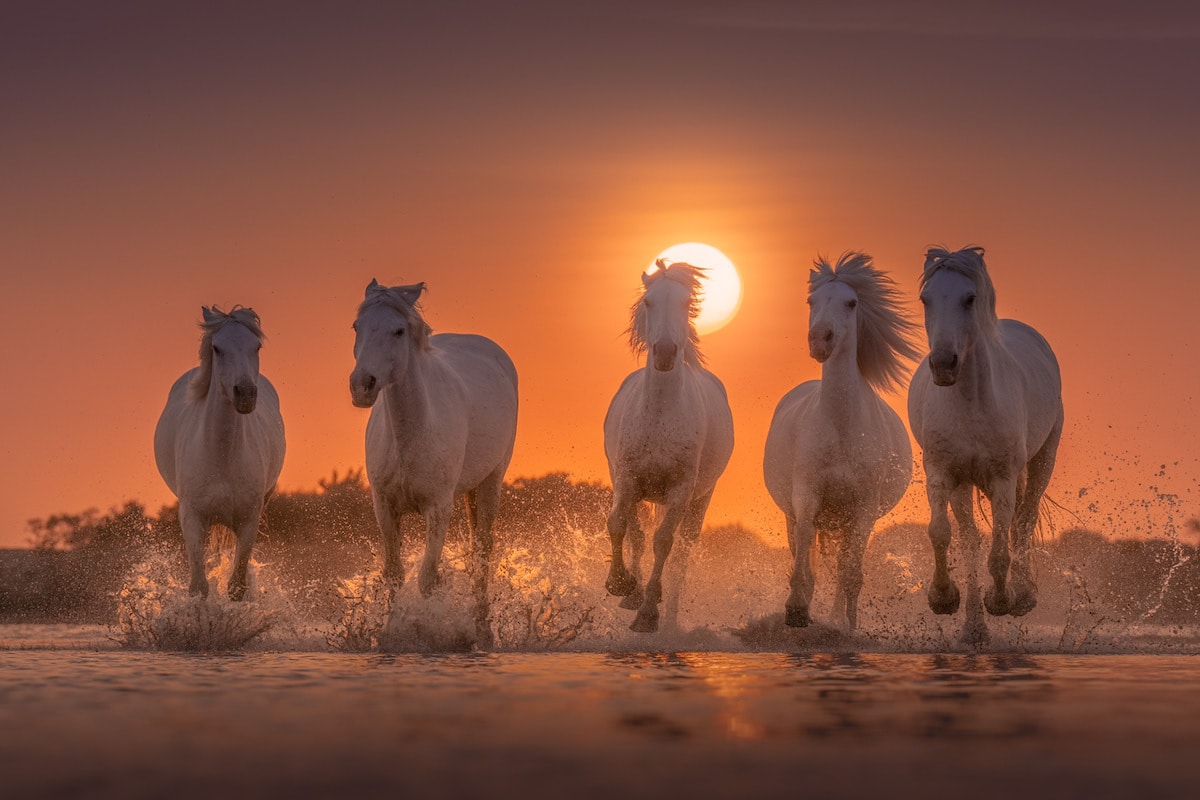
3;2;1200;548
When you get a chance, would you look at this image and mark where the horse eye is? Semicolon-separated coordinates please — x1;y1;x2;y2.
847;299;858;309
212;346;223;356
643;299;653;309
394;328;405;337
964;295;976;308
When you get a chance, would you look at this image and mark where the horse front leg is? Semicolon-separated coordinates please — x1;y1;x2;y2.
178;505;210;599
950;485;988;645
618;515;646;611
228;506;262;602
418;498;453;597
983;479;1018;616
785;491;818;627
374;494;405;602
838;514;873;631
605;486;639;598
1010;424;1060;616
925;476;960;615
631;487;689;633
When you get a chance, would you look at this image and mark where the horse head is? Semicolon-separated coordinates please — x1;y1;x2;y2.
807;278;858;364
196;306;264;414
919;247;996;387
350;279;429;407
631;262;704;372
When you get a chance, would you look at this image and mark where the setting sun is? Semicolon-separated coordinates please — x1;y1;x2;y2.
650;242;743;335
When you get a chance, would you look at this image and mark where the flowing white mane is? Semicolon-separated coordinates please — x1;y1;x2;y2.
920;245;998;336
811;251;922;393
188;305;265;402
357;281;433;351
627;259;706;367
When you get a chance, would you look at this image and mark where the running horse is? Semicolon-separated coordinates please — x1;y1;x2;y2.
908;246;1063;644
604;261;734;633
349;279;518;649
154;306;286;600
764;252;920;630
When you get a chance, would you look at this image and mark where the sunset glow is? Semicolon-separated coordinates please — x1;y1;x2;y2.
651;242;743;335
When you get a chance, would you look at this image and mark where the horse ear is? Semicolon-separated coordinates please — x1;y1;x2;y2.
398;282;426;307
201;306;216;323
365;278;380;296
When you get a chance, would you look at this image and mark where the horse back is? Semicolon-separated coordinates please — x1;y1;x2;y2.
429;333;519;485
999;318;1063;447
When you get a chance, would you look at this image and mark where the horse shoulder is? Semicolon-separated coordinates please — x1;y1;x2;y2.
153;369;198;495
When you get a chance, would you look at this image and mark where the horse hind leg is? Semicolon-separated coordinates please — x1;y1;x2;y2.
1010;422;1062;617
838;517;872;631
951;486;989;646
466;470;504;650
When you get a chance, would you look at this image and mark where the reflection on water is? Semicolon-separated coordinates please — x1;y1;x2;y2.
2;641;1199;798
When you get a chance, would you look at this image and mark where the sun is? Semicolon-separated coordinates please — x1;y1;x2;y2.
650;242;743;335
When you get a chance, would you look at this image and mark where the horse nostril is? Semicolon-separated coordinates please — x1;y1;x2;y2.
365;375;376;392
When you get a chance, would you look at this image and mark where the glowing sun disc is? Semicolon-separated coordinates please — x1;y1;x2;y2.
650;242;743;334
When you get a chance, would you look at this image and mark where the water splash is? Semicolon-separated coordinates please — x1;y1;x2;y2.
113;552;281;651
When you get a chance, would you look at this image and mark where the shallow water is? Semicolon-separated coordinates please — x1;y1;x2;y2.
3;625;1200;799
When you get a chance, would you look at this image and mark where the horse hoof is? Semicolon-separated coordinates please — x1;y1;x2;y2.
474;624;495;652
984;585;1015;616
630;608;659;633
605;570;636;597
784;605;811;628
618;586;645;610
959;621;990;648
1010;590;1038;617
418;569;440;598
927;582;961;615
228;586;246;602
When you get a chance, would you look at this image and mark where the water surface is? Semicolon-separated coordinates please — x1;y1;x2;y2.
3;626;1198;799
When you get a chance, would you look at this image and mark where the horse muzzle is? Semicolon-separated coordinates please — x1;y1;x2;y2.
808;329;833;363
651;342;678;372
233;382;258;414
349;370;380;408
929;350;960;386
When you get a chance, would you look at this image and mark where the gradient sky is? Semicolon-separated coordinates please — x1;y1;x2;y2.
3;1;1199;548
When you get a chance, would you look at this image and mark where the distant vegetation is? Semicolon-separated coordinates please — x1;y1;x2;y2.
3;472;1199;628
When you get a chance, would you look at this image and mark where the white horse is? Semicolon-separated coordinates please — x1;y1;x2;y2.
604;261;735;633
763;253;921;630
908;246;1063;644
349;280;518;649
154;306;286;600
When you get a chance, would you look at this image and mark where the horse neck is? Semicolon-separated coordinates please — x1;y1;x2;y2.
642;358;689;410
817;337;873;426
380;350;432;433
199;377;244;458
952;330;1007;407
